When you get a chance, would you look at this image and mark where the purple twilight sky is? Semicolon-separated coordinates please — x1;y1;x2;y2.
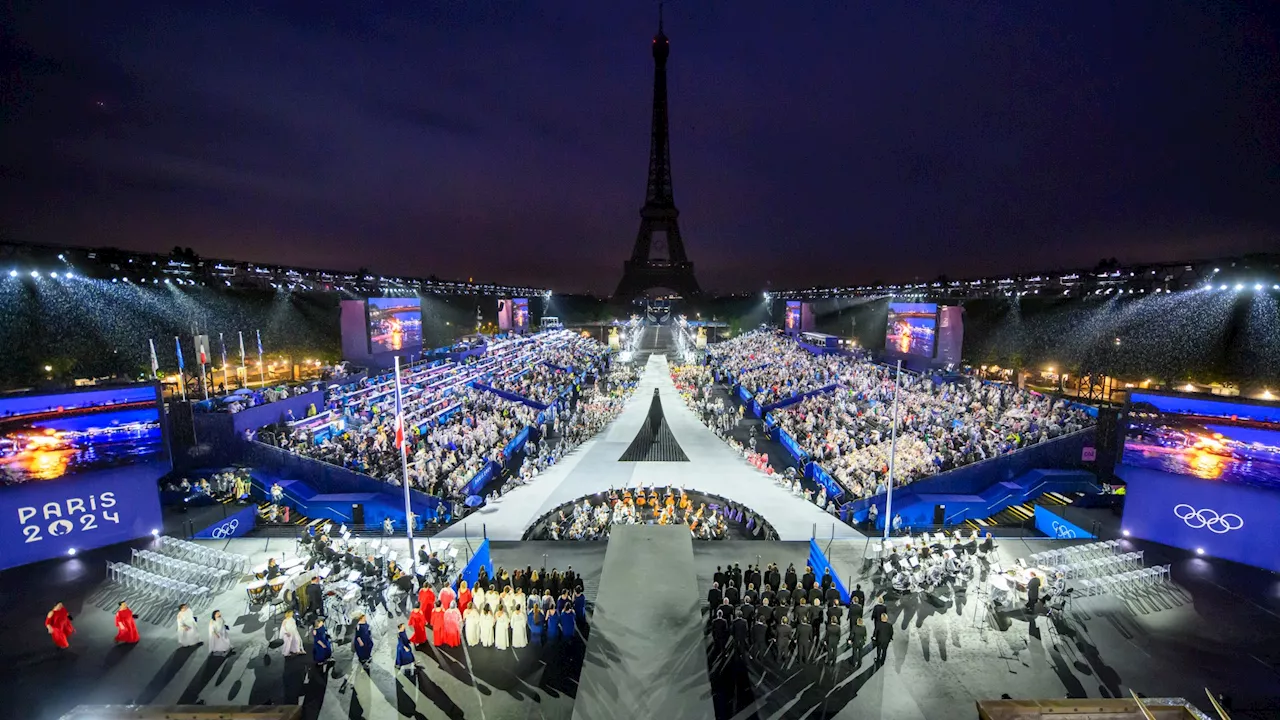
3;1;1279;293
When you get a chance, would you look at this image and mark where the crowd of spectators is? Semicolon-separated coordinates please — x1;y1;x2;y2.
706;330;1094;503
708;331;844;406
267;331;610;505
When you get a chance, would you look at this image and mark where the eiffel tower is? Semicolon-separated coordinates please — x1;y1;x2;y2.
614;7;701;299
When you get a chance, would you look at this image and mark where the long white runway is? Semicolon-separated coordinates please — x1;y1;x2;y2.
439;353;863;541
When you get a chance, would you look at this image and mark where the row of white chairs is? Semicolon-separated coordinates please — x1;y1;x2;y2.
107;561;213;608
132;548;235;591
1029;539;1121;568
158;535;250;573
1075;565;1171;597
1044;552;1145;581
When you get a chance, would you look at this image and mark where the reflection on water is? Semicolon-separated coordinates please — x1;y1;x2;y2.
1122;441;1280;488
0;421;164;484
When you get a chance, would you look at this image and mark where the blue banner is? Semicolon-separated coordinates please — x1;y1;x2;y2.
193;504;258;539
778;428;809;464
1033;505;1094;540
456;538;494;591
1119;465;1280;573
807;462;844;500
504;427;531;459
0;469;164;570
465;460;499;496
808;538;850;604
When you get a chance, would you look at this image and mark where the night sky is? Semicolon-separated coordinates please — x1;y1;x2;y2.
4;2;1279;294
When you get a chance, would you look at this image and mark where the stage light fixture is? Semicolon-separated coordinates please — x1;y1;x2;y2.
50;272;58;278
1233;283;1243;291
1219;285;1227;290
65;272;73;279
1122;529;1131;537
1254;284;1263;291
31;270;39;278
67;548;77;556
151;529;160;536
8;270;16;278
1196;547;1205;555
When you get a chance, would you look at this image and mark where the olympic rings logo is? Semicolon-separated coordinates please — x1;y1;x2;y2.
1173;504;1243;534
211;519;241;539
1051;521;1077;539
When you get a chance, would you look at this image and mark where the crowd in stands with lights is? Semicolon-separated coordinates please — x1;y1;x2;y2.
775;369;1092;500
263;331;613;506
688;329;1094;505
497;364;640;496
707;332;845;406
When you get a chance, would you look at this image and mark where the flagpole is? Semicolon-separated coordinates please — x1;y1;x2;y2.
394;356;417;567
883;359;902;541
175;336;187;401
257;330;265;388
219;332;228;394
148;339;159;381
238;331;247;389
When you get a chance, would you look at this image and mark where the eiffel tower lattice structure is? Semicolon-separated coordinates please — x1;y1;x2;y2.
614;8;701;300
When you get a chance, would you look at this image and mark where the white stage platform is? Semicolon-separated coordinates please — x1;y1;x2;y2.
438;354;863;542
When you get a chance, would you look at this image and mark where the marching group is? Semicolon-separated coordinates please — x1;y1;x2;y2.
707;562;894;668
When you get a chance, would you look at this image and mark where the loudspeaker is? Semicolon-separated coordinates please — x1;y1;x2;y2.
933;504;946;525
351;503;365;526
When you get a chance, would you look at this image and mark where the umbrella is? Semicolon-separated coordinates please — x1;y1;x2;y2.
328;383;341;389
231;388;254;395
464;495;485;508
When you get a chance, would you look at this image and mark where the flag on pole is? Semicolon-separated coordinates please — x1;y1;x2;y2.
219;332;227;370
175;337;185;371
256;330;263;356
148;339;159;379
238;331;246;367
393;357;406;449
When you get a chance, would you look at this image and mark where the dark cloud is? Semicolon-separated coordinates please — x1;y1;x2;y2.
2;1;1279;294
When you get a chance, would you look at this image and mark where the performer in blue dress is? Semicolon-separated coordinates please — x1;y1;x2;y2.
559;606;576;641
528;605;545;645
312;618;333;670
353;614;374;669
395;623;416;678
573;589;587;625
546;607;561;643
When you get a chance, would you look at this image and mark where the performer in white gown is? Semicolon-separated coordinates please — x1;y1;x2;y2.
479;608;495;647
503;589;519;615
176;604;200;647
464;607;481;647
494;609;510;650
510;609;528;649
473;588;487;616
208;610;233;655
280;610;304;656
513;590;527;616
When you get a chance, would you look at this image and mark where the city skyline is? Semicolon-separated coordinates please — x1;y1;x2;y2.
4;2;1279;294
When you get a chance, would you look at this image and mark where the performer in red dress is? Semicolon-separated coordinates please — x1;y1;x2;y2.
45;602;75;649
114;601;141;644
438;585;456;612
418;585;435;615
430;600;446;647
457;581;472;613
442;600;463;647
407;606;428;645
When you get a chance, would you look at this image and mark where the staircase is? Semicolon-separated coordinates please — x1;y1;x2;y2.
964;491;1081;531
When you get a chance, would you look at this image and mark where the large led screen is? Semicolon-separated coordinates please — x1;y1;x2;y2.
0;385;167;569
784;301;801;332
1122;393;1280;489
885;302;938;357
512;298;529;333
367;297;423;353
